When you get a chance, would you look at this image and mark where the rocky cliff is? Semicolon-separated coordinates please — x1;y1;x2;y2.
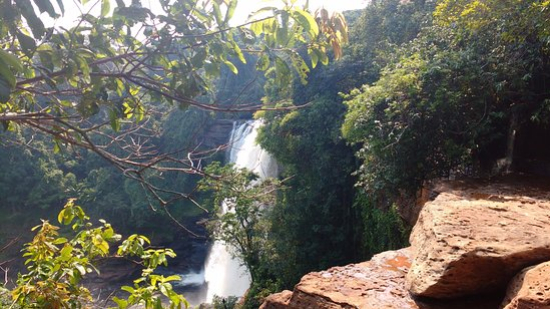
261;176;550;309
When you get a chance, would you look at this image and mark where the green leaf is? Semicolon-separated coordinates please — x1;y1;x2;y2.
224;60;238;74
32;0;57;17
276;25;289;46
101;0;110;16
76;47;95;58
250;19;265;36
288;50;309;84
116;79;124;96
16;31;37;57
112;297;128;308
154;298;162;309
121;286;135;293
0;60;16;88
0;50;24;72
55;0;64;14
213;2;223;26
292;9;319;39
103;226;115;239
315;48;328;65
164;275;181;282
53;141;61;154
275;57;290;77
75;55;90;82
37;45;54;70
139;235;151;244
109;109;121;132
57;209;65;224
75;264;86;275
59;208;75;225
0;78;12;103
53;237;68;245
59;244;73;260
256;53;270;71
224;0;237;24
97;239;109;255
232;41;246;64
16;0;46;38
191;49;207;68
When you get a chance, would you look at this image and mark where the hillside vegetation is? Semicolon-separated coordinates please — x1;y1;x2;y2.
1;0;550;308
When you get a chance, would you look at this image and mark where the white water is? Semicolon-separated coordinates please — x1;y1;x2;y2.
179;120;278;304
177;270;205;287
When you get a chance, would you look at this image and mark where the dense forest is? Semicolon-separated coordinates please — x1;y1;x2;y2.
1;0;550;308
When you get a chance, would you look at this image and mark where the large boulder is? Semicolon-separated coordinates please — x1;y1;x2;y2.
501;261;550;309
261;248;415;309
260;248;502;309
406;179;550;298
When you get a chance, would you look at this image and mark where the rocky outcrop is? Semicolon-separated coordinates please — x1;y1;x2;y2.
406;179;550;298
260;248;502;309
201;119;234;149
261;176;550;309
261;248;416;309
501;261;550;309
261;290;293;309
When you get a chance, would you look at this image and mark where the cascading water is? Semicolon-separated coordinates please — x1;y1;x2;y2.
204;120;278;301
180;119;278;304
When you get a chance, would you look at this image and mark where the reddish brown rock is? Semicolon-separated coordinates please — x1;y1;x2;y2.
261;248;416;309
260;247;502;309
501;261;550;309
262;290;293;309
406;178;550;299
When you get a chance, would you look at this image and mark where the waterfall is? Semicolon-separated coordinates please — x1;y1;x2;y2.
200;119;278;302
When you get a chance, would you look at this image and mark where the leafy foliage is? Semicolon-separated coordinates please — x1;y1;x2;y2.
0;0;342;117
0;0;348;219
257;96;364;287
13;199;188;309
342;41;486;195
249;2;432;293
198;162;279;285
0;287;20;309
343;0;550;203
9;1;550;308
211;295;239;309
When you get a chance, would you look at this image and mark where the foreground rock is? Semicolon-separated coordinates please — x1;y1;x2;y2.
261;290;293;309
261;248;415;309
260;248;501;309
501;261;550;309
406;178;550;298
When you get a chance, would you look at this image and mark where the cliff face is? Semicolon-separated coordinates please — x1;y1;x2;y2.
261;176;550;309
